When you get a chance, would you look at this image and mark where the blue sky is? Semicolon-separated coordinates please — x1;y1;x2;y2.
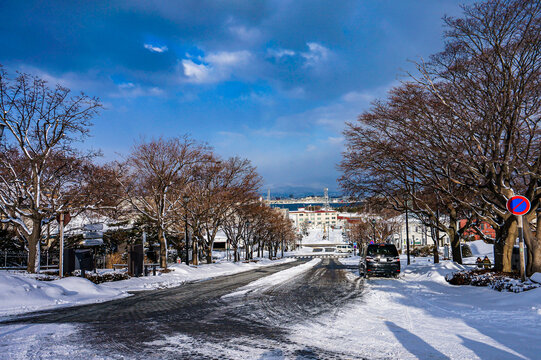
0;0;472;195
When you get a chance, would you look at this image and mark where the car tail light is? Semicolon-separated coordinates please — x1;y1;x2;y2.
393;256;400;262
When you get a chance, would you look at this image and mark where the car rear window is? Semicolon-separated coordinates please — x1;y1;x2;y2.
367;245;398;257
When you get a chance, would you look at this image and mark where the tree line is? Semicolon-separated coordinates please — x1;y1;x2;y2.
340;0;541;274
0;66;295;273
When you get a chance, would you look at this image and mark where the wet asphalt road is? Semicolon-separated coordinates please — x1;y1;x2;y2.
0;258;364;359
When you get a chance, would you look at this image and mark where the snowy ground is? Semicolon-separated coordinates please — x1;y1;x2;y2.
293;256;541;359
1;254;540;359
224;258;321;298
0;256;294;317
300;227;345;245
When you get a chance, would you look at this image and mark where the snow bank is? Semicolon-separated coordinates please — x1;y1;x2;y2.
0;257;295;317
301;228;345;245
468;240;494;257
531;272;541;284
0;272;126;317
224;258;321;297
100;257;295;292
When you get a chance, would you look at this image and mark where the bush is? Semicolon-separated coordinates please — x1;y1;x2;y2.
411;245;435;257
82;272;130;284
445;269;540;292
461;244;472;257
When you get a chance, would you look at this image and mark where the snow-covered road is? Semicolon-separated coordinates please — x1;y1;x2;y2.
0;256;539;359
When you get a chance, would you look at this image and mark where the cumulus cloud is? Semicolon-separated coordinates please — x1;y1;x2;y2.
180;50;252;84
301;42;330;66
144;43;168;53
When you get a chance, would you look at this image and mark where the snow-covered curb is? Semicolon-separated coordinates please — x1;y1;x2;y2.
223;258;322;298
0;257;295;317
0;273;127;317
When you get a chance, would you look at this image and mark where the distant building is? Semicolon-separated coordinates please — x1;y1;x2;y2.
290;208;338;229
390;214;450;251
458;219;496;241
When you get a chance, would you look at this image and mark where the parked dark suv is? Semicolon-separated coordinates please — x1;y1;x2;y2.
359;243;400;278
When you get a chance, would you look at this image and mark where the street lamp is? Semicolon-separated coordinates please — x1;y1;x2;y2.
404;194;411;265
183;195;190;265
371;219;376;244
245;221;250;260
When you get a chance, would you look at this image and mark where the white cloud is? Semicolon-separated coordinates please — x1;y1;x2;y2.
181;59;213;83
180;50;253;84
301;42;330;66
229;25;262;44
144;43;168;53
267;48;296;58
110;82;164;98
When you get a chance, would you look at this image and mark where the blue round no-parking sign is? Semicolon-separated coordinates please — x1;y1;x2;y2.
506;196;531;216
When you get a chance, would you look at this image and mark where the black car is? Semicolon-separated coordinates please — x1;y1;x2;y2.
359;243;400;278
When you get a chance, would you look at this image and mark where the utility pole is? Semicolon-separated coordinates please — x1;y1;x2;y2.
58;212;65;278
405;201;411;265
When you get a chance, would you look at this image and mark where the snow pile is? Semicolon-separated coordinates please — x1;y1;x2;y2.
100;257;295;292
0;257;295;316
468;240;494;258
223;258;321;298
531;272;541;284
301;228;345;245
0;272;126;317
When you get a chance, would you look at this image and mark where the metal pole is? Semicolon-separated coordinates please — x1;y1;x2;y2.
185;214;189;265
405;204;411;265
59;212;64;278
518;215;526;281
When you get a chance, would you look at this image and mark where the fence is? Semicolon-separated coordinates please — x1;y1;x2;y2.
0;251;60;270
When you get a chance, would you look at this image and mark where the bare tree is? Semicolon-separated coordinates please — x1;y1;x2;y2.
341;0;541;272
188;156;261;264
116;136;208;269
0;68;101;273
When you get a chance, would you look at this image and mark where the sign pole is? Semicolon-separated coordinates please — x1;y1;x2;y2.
59;212;64;278
517;215;526;281
506;195;530;281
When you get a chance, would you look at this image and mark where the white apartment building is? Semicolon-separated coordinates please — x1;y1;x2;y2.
390;214;450;251
289;208;338;229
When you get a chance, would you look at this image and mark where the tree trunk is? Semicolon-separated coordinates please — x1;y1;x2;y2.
268;244;272;260
448;208;462;264
27;218;42;273
502;220;518;273
233;245;239;262
192;239;199;265
206;244;212;264
158;227;167;269
433;246;439;264
523;216;541;276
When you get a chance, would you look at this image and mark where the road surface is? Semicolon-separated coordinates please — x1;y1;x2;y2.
0;258;364;359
